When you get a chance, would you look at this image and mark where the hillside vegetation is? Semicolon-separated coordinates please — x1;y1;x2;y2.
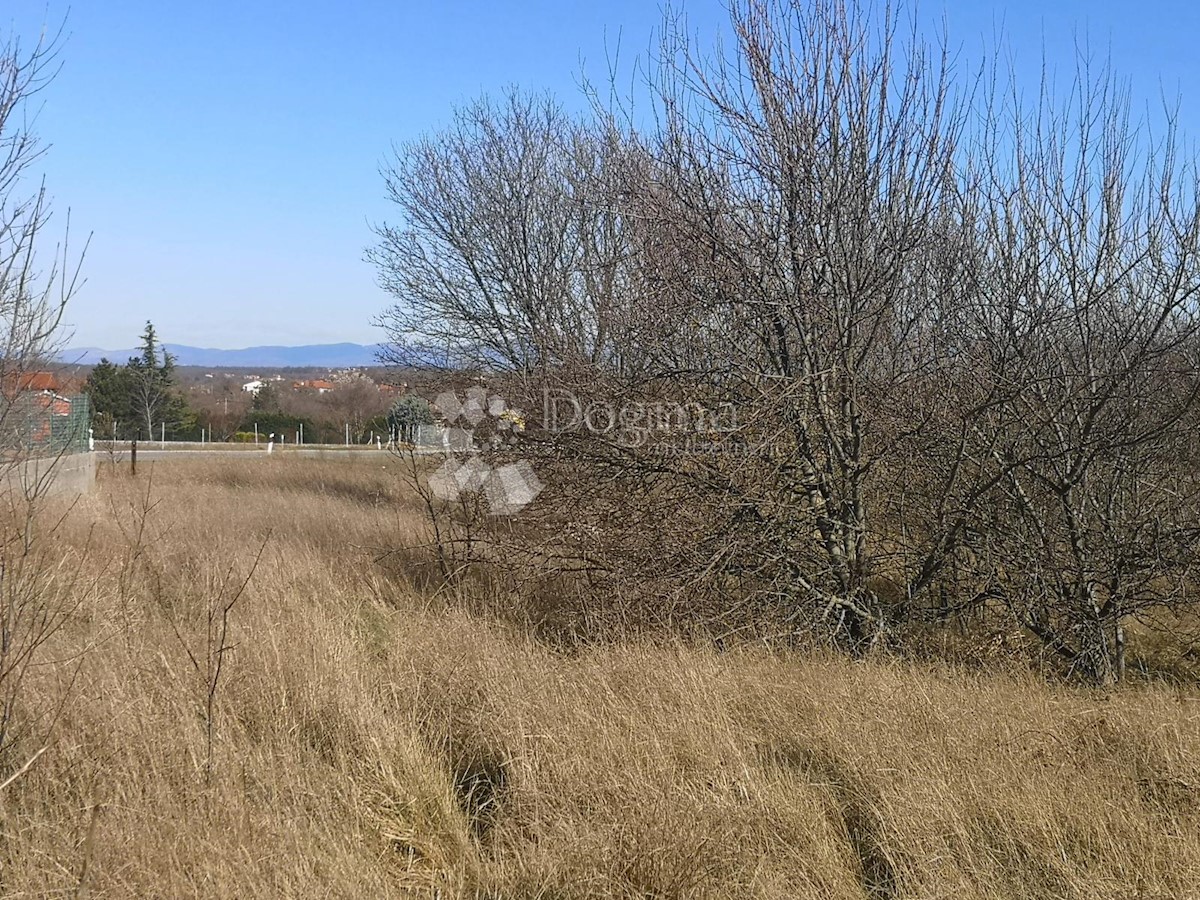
0;457;1197;898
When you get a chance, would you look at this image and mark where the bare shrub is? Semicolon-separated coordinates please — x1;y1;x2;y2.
373;0;1200;681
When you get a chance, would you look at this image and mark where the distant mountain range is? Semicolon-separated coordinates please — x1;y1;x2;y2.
60;342;385;368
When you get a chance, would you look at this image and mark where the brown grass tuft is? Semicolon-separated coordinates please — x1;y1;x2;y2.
0;456;1196;897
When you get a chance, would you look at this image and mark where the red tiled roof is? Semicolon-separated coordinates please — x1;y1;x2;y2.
13;372;60;392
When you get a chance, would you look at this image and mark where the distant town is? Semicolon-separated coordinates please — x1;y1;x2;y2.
32;336;431;445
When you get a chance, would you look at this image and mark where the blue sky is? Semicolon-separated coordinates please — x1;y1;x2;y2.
5;1;1200;351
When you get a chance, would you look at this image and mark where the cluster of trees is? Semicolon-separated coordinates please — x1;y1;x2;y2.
86;328;422;445
372;0;1200;682
240;375;395;443
85;322;195;440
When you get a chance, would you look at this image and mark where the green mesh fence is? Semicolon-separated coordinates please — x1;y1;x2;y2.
2;393;92;456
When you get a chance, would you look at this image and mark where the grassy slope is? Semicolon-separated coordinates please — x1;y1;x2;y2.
0;458;1197;898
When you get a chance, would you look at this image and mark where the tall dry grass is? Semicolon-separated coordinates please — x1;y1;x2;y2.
0;456;1196;898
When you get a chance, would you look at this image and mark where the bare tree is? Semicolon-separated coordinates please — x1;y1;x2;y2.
636;0;973;647
0;19;89;771
369;90;635;377
946;59;1200;683
0;22;83;420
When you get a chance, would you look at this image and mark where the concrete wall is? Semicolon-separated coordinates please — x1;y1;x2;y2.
2;451;96;499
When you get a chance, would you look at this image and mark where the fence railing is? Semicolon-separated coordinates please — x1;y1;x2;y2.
1;393;91;457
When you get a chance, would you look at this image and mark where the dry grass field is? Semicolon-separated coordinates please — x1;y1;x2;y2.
0;456;1198;898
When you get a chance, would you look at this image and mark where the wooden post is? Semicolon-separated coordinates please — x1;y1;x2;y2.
131;438;137;476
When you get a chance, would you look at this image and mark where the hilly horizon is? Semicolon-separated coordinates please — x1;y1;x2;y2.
60;342;385;368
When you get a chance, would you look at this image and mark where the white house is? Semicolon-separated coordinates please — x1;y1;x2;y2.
242;380;264;394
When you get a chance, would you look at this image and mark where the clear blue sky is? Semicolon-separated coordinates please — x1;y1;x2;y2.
4;0;1199;351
